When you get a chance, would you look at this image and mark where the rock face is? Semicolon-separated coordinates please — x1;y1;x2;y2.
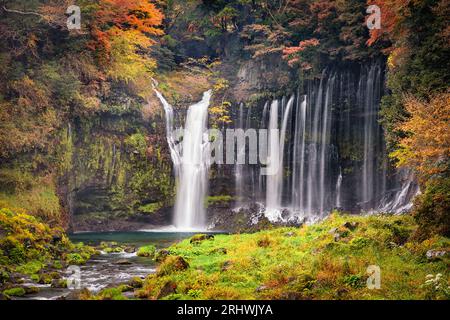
208;202;303;233
63;108;174;232
232;52;295;102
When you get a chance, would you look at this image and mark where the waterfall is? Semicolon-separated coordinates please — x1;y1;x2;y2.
278;95;295;204
153;62;417;229
378;168;420;213
286;72;336;217
361;65;380;208
265;100;281;220
173;90;212;230
152;83;181;171
154;83;212;230
335;168;342;208
235;103;245;208
291;96;307;211
253;63;417;222
265;96;294;221
319;74;335;213
258;102;269;201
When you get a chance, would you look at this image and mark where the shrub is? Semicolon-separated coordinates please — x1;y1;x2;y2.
343;275;364;289
413;177;450;239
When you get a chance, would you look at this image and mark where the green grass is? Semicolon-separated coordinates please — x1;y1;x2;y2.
136;213;449;300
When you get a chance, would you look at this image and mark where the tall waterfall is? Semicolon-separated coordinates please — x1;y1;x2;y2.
265;96;295;220
174;90;212;229
235;63;418;222
154;85;212;230
235;103;245;208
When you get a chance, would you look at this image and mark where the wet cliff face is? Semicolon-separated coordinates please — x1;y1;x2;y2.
61;89;175;232
207;58;418;228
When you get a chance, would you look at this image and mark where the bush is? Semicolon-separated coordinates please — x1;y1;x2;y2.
343;275;364;289
413;177;450;239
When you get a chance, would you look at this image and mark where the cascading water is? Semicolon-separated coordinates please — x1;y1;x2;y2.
265;96;295;221
153;84;212;230
152;82;180;170
174;90;212;230
335;168;343;208
236;62;418;222
154;62;417;229
265;100;280;220
235;103;245;208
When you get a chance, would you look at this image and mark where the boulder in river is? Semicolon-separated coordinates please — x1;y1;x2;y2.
115;259;132;265
64;288;91;300
128;277;144;289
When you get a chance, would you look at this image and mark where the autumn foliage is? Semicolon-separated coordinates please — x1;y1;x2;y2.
366;0;410;47
283;39;320;70
391;93;450;179
89;0;163;73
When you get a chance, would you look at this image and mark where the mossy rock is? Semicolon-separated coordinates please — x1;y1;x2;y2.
129;277;144;288
0;268;10;284
190;234;214;244
3;287;26;297
157;256;189;276
37;273;53;285
137;245;156;258
65;288;92;300
156;280;177;299
98;287;127;300
103;247;124;253
23;286;40;294
155;249;170;262
210;247;227;255
117;284;133;292
51;279;68;288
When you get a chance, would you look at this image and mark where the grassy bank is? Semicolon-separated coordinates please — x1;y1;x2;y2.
132;213;449;300
0;207;96;299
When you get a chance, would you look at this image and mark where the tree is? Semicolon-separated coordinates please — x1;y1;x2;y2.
391;93;450;179
90;0;164;75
